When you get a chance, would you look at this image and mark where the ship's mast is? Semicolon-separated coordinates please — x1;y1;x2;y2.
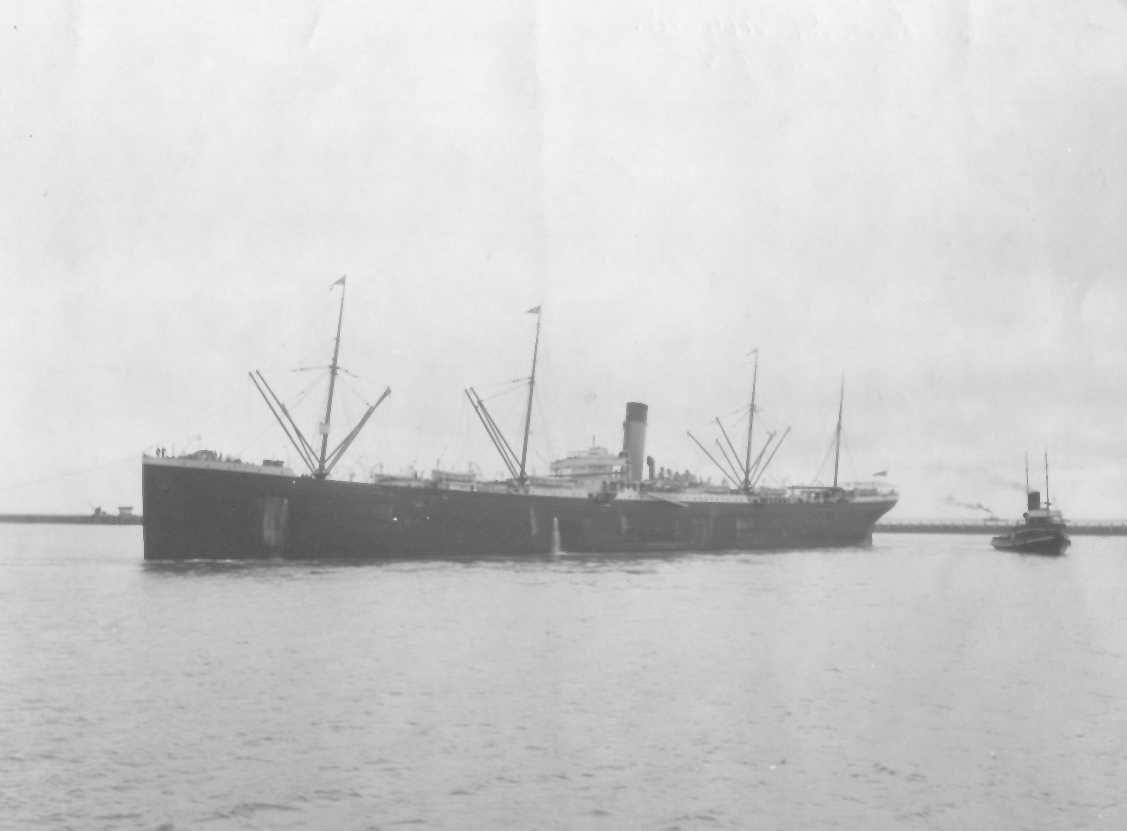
832;376;844;489
250;276;390;479
518;306;542;485
315;276;348;479
742;350;759;492
1024;453;1030;495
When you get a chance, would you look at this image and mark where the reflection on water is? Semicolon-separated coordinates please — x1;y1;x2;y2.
3;525;1126;830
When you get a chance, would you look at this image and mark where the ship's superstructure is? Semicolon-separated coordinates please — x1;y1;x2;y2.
142;289;898;560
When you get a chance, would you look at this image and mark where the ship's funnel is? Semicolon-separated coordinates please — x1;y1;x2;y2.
1027;490;1041;511
621;402;648;484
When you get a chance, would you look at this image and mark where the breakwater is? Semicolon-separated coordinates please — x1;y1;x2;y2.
0;514;142;526
877;521;1127;536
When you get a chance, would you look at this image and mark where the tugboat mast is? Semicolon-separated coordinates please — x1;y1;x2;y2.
1044;451;1051;509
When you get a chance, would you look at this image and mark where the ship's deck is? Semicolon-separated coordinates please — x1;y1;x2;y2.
144;455;897;508
143;455;295;476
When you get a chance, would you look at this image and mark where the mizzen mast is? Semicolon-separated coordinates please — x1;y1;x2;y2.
687;350;782;492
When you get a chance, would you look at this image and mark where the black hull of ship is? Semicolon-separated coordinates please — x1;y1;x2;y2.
142;462;896;560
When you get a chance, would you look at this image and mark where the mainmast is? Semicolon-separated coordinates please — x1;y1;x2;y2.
742;350;758;491
315;276;348;479
518;306;542;485
832;376;844;489
464;306;543;487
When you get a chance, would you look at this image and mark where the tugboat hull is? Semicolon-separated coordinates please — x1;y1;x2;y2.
990;531;1070;556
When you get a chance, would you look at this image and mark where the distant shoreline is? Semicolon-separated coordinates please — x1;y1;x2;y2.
2;515;1123;536
877;521;1127;536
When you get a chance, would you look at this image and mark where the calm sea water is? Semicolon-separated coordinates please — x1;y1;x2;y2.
2;526;1125;830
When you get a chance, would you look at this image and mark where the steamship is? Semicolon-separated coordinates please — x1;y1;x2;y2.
142;283;898;560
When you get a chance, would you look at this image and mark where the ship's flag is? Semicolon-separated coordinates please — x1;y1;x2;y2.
873;470;888;477
330;275;347;290
526;305;541;315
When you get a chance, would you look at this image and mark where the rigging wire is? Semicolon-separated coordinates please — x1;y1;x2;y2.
694;403;761;437
478;378;528;402
345;383;375;409
841;434;856;483
532;393;559;473
288;372;328;412
813;434;835;484
446;393;475;472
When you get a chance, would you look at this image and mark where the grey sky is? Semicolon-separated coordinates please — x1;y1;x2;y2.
3;1;1125;519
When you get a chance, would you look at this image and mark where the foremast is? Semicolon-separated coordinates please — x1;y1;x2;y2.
249;276;390;479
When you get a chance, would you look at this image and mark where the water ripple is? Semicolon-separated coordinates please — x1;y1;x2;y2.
2;527;1126;829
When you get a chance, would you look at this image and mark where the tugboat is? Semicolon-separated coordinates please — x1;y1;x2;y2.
991;454;1070;556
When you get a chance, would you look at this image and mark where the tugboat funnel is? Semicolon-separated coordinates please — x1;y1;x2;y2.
1027;490;1041;511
